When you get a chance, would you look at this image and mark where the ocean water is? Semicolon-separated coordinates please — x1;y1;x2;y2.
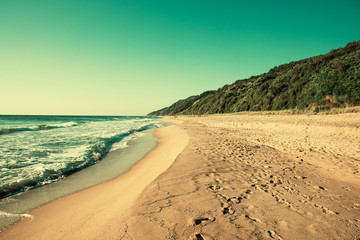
0;115;161;198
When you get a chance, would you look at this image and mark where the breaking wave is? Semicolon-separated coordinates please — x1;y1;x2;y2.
0;121;79;135
0;123;157;198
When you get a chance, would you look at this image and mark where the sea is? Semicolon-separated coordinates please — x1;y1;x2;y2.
0;115;161;199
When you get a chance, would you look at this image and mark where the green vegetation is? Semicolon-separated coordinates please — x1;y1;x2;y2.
148;41;360;116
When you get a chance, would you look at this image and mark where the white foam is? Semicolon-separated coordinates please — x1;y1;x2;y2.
0;211;34;220
110;131;147;152
0;117;161;196
54;145;89;159
48;121;78;128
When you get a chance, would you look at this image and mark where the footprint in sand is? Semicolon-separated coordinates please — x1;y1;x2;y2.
228;197;241;204
194;233;205;240
193;232;214;240
208;185;221;191
189;217;214;226
222;207;235;215
268;230;283;239
245;214;261;223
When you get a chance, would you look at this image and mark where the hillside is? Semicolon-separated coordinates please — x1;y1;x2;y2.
148;41;360;116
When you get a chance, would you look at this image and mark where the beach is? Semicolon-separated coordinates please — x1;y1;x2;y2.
1;114;360;239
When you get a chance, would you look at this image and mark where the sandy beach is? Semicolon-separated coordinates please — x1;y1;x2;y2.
114;113;360;240
1;114;360;239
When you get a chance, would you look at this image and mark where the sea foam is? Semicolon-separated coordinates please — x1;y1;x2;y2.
0;115;161;198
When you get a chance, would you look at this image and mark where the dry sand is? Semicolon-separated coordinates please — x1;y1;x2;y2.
1;114;360;240
118;114;360;240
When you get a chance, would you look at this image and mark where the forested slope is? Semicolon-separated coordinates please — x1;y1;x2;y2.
149;41;360;116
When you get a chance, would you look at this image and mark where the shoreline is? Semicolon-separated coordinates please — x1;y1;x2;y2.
1;114;359;239
0;120;189;240
0;127;158;231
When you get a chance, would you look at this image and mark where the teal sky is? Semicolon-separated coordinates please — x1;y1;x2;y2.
1;0;359;115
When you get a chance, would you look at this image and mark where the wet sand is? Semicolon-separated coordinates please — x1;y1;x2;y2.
2;114;360;239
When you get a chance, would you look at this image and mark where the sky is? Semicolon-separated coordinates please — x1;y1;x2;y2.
1;0;360;115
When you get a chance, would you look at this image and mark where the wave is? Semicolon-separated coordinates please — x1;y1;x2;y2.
59;123;157;174
0;121;79;135
46;121;78;128
0;123;158;198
